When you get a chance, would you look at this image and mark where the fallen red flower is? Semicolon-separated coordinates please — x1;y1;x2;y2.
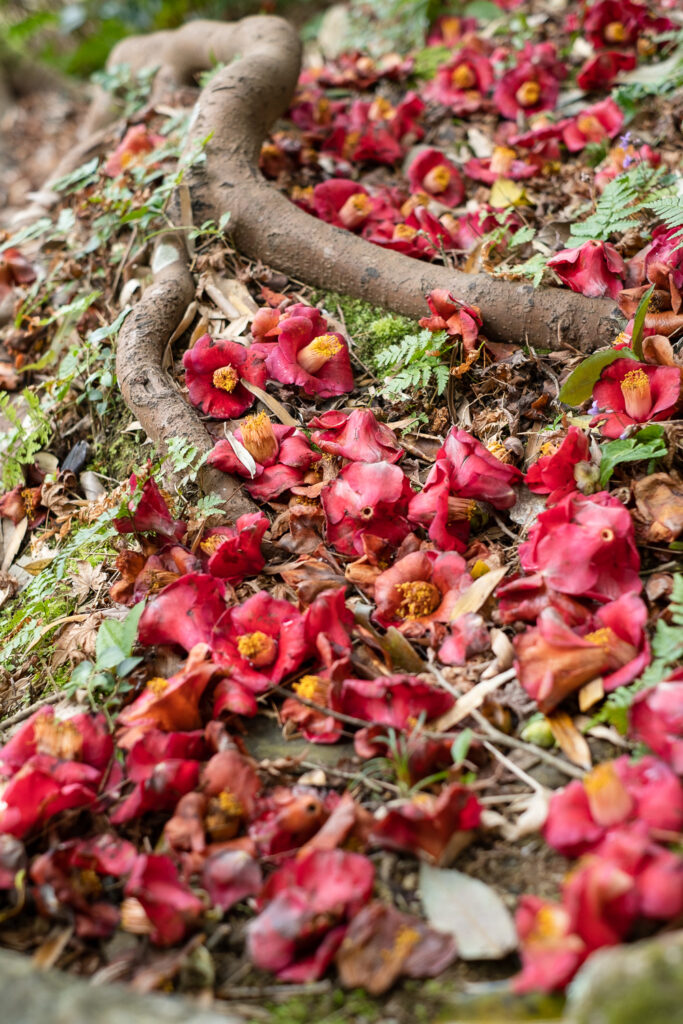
524;427;591;506
592;822;683;922
308;408;403;464
547;240;625;300
583;0;669;50
264;308;354;397
543;756;683;858
426;14;478;46
629;673;683;773
202;848;263;911
208;415;320;501
247;848;374;981
198;511;269;583
407;148;465;207
576;51;637;92
497;572;592;627
111;729;207;824
0;246;37;302
248;786;336;858
321;460;415;556
103;124;164;177
370;783;481;864
332;674;454;730
372;550;469;632
424;49;494;116
138;573;233;658
561;98;623;153
464;146;539;184
182;334;267;419
0;707;112;777
310;179;375;231
114;472;186;542
590;358;680;439
438;612;490;666
0;755;103;839
518;491;641;603
124;853;203;946
419;290;482;349
512;896;587;994
493;57;561;121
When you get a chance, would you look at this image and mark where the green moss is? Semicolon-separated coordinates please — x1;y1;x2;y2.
313;291;417;368
88;399;143;481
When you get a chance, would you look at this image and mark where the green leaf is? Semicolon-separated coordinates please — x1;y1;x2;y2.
116;655;144;678
121;601;145;655
464;0;504;20
630;283;655;359
451;728;473;766
598;424;667;487
559;348;637;406
95;619;127;668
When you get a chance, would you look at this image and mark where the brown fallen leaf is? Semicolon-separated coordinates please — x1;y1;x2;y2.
546;710;592;770
634;472;683;543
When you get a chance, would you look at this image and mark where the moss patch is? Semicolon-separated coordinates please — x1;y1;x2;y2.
313;290;417;368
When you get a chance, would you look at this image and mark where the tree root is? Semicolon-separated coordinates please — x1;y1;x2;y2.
36;15;623;514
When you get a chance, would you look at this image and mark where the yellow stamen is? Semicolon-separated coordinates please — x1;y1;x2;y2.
604;21;626;44
470;560;491;580
423;164;452;194
584;626;636;668
620;368;651;421
297;333;343;375
529;903;571;944
33;716;83;761
339;192;372;229
200;534;226;556
613;331;629;348
217;789;244;817
393;224;418;241
381;924;421;962
241;411;278;463
584;627;612;650
395;580;441;619
440;17;462;44
539;440;560;458
577;115;602;137
515;80;541;107
146;677;169;696
487;440;515;465
212;365;239;393
293;675;323;701
369;97;394;121
489;146;516;176
21;488;38;518
452;64;476;90
237;630;278;667
447;496;478;522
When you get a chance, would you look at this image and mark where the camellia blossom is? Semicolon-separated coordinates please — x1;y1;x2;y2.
497;572;592;627
321;460;415;556
524;427;591;505
332;674;454;729
310;179;375;230
590;358;680;439
518;491;641;602
264;310;354;397
247;849;375;981
561;98;623;153
543;756;683;858
103;124;164;177
576;51;637;92
514;592;650;712
124;853;204;946
111;730;207;823
493;59;561;121
547;240;625;299
629;674;683;773
513;896;587;994
464;146;539;184
407;149;465;207
0;247;37;302
208;415;320;501
372;550;470;631
583;0;668;50
418;290;482;350
370;783;481;864
182;334;267;419
308;408;403;464
198;511;269;583
114;472;186;542
424;49;494;115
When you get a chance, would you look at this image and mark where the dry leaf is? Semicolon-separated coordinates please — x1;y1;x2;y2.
239;379;298;426
546;710;592;769
70;560;108;601
420;862;518;960
578;677;604;712
449;567;508;620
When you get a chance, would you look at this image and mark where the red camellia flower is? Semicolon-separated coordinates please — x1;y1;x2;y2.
311;179;375;231
202;849;263;911
198;511;269;583
0;707;112;776
124;853;204;946
424;49;494;115
407;148;465;207
493;59;560;121
514;592;650;713
629;673;683;773
576;51;637;92
264;310;354;397
643;224;683;292
208;414;320;501
114;471;186;542
321;461;415;556
561;98;623;153
592;822;683;922
370;783;481;864
0;246;37;302
247;849;374;981
103;124;164;177
426;14;478;46
0;756;103;839
513;896;587;994
518;491;641;602
182;334;267;419
419;290;482;349
543;756;683;858
590;358;680;439
464;145;539;184
547;240;625;299
372;550;470;632
497;572;592;627
111;730;207;823
308;408;403;464
583;0;667;50
524;427;591;506
333;674;454;729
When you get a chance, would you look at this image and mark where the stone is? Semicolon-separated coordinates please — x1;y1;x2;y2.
565;931;683;1024
316;5;351;60
0;949;242;1024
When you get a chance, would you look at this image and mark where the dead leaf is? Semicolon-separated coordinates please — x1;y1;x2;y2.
239;379;298;426
578;677;604;712
420;862;518;960
433;667;516;731
70;560;107;601
32;925;73;970
382;626;427;673
546;710;592;769
634;473;683;543
1;517;27;572
448;567;508;620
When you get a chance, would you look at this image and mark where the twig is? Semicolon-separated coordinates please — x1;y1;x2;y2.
0;691;62;733
298;758;400;796
480;739;545;792
218;981;332;1001
467;709;586;780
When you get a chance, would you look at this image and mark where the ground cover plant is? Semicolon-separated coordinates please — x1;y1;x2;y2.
0;0;682;1020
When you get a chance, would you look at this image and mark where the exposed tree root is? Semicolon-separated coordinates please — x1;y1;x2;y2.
33;15;623;514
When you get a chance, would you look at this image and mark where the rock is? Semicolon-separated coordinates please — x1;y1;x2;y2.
566;931;683;1024
0;949;242;1024
316;5;351;60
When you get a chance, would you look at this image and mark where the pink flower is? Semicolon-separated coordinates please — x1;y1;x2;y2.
308;408;403;463
424;50;494;115
547;240;625;300
247;849;374;981
332;674;454;729
114;471;186;542
465;146;539;184
643;224;683;292
576;51;637;92
419;290;482;349
493;61;561;121
182;334;267;419
202;849;263;911
103;124;164;177
208;415;320;501
629;674;683;774
590;358;680;439
370;783;481;864
311;179;374;230
513;896;587;993
407;149;465;207
497;572;593;627
124;853;203;946
372;550;469;631
264;312;354;397
321;461;415;556
518;491;641;602
524;427;591;505
583;0;670;50
561;98;623;153
198;511;269;583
